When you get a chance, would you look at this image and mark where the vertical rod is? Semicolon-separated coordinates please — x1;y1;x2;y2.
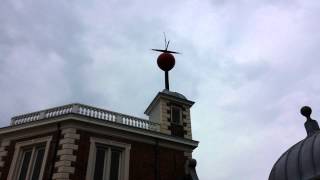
165;71;169;90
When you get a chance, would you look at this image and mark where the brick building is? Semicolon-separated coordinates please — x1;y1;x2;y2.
0;89;199;180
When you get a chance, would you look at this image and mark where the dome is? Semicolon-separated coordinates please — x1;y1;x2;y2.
269;132;320;180
269;106;320;180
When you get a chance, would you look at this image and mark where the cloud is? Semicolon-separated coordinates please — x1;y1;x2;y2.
0;0;87;124
1;0;320;179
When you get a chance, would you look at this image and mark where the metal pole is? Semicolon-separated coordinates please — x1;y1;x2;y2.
165;71;169;90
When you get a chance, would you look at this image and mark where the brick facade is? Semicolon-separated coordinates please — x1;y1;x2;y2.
0;127;191;180
0;89;198;180
73;130;188;180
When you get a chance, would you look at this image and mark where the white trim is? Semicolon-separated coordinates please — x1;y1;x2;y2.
0;115;198;152
0;115;198;147
70;122;195;152
7;136;52;180
0;125;57;141
86;137;131;180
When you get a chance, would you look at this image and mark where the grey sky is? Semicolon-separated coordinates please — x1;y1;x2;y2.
1;0;320;179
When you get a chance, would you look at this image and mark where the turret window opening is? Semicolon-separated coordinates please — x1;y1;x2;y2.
171;106;182;125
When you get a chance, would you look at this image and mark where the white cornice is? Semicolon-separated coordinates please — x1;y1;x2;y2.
0;114;199;149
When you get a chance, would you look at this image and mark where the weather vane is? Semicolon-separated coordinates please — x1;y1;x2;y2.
152;33;180;90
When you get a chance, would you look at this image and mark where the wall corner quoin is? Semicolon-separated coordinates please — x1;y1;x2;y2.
52;128;80;180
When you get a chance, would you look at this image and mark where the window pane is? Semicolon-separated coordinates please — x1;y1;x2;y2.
109;150;121;180
171;107;181;124
18;150;32;180
31;147;45;180
94;148;106;180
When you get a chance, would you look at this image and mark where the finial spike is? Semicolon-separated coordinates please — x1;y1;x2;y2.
163;32;167;50
152;33;180;90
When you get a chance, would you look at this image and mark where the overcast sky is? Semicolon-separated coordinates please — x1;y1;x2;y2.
1;0;320;179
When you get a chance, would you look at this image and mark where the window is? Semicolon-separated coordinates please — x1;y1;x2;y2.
18;145;45;180
93;146;121;180
171;106;182;124
8;136;52;180
86;138;131;180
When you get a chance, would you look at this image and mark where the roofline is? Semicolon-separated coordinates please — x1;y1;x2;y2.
0;114;199;148
11;103;148;122
144;91;195;115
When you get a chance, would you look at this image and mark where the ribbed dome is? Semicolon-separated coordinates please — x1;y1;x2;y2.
269;106;320;180
269;132;320;180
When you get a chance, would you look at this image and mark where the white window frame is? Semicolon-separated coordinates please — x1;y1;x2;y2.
7;136;52;180
86;137;131;180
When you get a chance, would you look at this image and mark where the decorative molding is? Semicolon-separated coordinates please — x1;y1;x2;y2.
0;125;57;141
67;122;196;152
0;115;198;149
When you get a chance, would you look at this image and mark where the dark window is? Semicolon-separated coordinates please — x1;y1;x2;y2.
109;150;121;180
94;148;106;180
171;106;181;124
31;147;45;180
18;149;32;180
93;146;121;180
18;144;46;180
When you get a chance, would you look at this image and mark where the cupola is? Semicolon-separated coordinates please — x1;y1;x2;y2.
145;89;194;139
269;106;320;180
145;37;195;139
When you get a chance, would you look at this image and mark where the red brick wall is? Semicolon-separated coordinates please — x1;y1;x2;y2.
0;129;188;180
74;130;188;180
73;130;90;179
159;147;187;180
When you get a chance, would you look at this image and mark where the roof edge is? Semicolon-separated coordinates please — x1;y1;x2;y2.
0;114;199;148
144;91;195;115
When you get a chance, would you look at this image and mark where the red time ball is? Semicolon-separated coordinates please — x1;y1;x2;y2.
157;53;175;71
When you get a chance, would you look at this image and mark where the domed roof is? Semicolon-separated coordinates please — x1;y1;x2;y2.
269;106;320;180
269;132;320;180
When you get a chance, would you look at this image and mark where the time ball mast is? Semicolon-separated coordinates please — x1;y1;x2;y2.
152;37;180;91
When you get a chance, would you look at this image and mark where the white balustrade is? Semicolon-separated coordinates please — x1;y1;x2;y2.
11;103;160;131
